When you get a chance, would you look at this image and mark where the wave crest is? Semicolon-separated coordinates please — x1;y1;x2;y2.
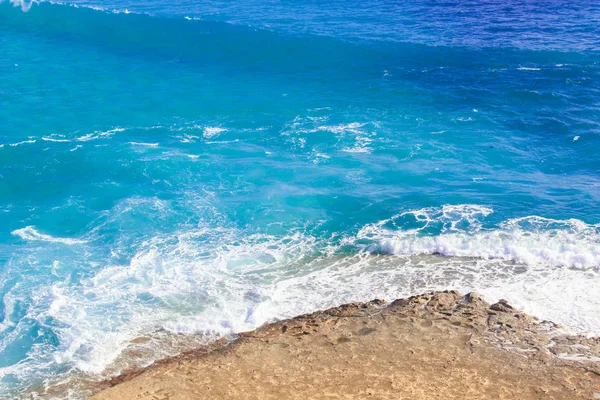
11;226;87;245
4;0;37;12
357;205;600;270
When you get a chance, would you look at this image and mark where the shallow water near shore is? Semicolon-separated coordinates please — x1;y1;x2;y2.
1;0;600;397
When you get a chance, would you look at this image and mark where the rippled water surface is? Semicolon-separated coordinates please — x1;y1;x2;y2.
1;0;600;397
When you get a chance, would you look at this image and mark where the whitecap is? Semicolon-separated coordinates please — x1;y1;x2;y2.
179;134;200;143
341;146;371;153
42;136;71;143
316;122;366;134
11;226;86;245
129;142;159;147
8;0;37;11
76;128;125;142
358;206;600;270
205;139;240;145
9;139;36;147
203;127;227;138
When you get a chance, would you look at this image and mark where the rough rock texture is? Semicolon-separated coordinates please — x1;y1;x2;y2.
90;291;600;400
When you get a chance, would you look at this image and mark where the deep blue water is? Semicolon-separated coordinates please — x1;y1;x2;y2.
1;0;600;397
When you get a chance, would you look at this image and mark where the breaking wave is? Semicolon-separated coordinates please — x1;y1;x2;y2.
358;205;600;270
3;204;600;399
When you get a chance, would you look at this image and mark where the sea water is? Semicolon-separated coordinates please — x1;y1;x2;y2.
1;0;599;397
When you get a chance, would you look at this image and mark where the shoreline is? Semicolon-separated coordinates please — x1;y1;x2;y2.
88;290;600;399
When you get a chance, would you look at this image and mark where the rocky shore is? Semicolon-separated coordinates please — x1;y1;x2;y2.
90;291;600;399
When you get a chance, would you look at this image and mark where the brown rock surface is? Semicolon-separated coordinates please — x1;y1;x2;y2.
90;291;600;400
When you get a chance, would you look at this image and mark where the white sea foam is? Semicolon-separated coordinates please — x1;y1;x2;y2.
341;146;370;153
0;293;17;334
179;134;200;143
76;128;125;142
316;122;366;134
42;136;71;143
129;142;159;147
11;226;86;245
205;139;240;145
357;205;600;270
517;67;541;71
9;139;36;147
7;0;37;11
311;152;330;163
282;116;379;156
4;205;600;398
203;127;227;138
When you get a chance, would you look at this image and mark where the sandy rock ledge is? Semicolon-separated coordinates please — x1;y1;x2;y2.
90;291;600;400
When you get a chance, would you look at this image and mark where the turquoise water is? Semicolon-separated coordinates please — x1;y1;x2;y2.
1;0;600;397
